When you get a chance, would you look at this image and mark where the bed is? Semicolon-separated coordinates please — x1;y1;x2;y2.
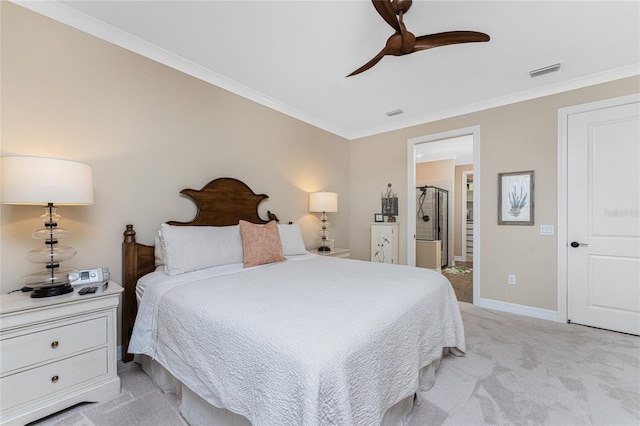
122;177;465;426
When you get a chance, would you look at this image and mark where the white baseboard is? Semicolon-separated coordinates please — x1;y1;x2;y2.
454;256;465;262
474;297;558;322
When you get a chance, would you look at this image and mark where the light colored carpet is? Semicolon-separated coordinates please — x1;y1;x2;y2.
30;303;639;426
409;303;640;425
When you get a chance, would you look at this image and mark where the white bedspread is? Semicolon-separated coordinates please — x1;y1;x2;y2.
128;256;465;426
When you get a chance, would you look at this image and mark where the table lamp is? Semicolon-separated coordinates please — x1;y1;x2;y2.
309;191;338;252
1;156;94;298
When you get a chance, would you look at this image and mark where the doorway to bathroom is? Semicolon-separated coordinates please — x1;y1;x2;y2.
415;185;449;269
406;126;480;305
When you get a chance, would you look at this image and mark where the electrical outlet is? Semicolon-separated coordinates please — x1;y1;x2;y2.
508;274;516;285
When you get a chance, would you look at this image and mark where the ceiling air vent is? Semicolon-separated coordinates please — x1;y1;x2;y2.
385;109;404;117
530;63;561;78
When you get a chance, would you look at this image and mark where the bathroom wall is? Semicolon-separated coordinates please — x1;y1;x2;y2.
415;160;454;266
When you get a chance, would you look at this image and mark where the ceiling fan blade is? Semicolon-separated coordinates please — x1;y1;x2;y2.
413;31;490;51
372;0;400;32
346;49;387;77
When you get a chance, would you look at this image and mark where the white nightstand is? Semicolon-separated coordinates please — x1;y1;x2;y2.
314;247;351;259
0;282;123;425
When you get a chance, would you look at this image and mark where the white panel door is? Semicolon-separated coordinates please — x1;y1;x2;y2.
567;101;640;335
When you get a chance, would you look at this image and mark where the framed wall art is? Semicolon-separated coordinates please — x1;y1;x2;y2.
498;170;534;225
381;183;398;217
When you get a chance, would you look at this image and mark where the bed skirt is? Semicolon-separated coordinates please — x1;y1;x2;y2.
136;349;458;426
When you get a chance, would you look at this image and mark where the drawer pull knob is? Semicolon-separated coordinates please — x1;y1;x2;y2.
51;375;59;383
51;341;59;349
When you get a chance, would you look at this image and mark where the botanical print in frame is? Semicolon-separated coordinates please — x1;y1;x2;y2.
498;170;534;225
381;197;398;216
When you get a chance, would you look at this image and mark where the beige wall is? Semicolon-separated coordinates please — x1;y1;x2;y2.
0;3;350;295
349;76;640;311
416;159;453;182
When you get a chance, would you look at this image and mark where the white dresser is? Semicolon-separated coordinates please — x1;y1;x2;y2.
371;223;399;264
0;283;123;425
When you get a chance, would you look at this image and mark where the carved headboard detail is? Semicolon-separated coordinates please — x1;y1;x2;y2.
168;177;278;226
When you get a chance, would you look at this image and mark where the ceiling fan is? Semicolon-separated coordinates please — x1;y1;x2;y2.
347;0;490;77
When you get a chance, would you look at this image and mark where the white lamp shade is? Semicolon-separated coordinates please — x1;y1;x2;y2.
1;156;94;205
309;191;338;213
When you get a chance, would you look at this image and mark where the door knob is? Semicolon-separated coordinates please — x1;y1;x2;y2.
570;241;588;248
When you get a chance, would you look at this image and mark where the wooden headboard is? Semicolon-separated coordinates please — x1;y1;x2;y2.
121;177;278;362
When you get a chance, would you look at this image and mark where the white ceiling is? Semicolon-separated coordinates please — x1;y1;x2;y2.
14;0;640;140
416;134;473;165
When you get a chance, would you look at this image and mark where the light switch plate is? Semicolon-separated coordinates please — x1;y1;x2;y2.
540;225;554;235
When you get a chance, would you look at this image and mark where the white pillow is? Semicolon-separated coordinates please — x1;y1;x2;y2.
154;235;164;267
160;223;244;276
278;224;307;256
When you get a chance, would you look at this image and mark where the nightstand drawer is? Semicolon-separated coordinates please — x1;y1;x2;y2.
0;316;107;374
0;347;108;410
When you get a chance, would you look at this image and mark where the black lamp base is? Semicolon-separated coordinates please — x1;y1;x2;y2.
318;246;331;252
30;284;74;298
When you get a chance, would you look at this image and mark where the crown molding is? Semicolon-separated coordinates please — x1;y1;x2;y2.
12;1;639;141
10;0;347;138
347;64;640;140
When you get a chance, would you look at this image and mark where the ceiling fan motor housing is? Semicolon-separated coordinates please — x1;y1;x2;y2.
392;0;412;14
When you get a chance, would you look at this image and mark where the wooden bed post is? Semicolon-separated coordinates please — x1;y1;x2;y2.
122;225;138;363
122;224;155;363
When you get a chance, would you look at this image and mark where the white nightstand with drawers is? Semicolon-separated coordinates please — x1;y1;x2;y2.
0;282;123;425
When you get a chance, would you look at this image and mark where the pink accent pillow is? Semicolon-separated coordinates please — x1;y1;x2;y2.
239;220;286;268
